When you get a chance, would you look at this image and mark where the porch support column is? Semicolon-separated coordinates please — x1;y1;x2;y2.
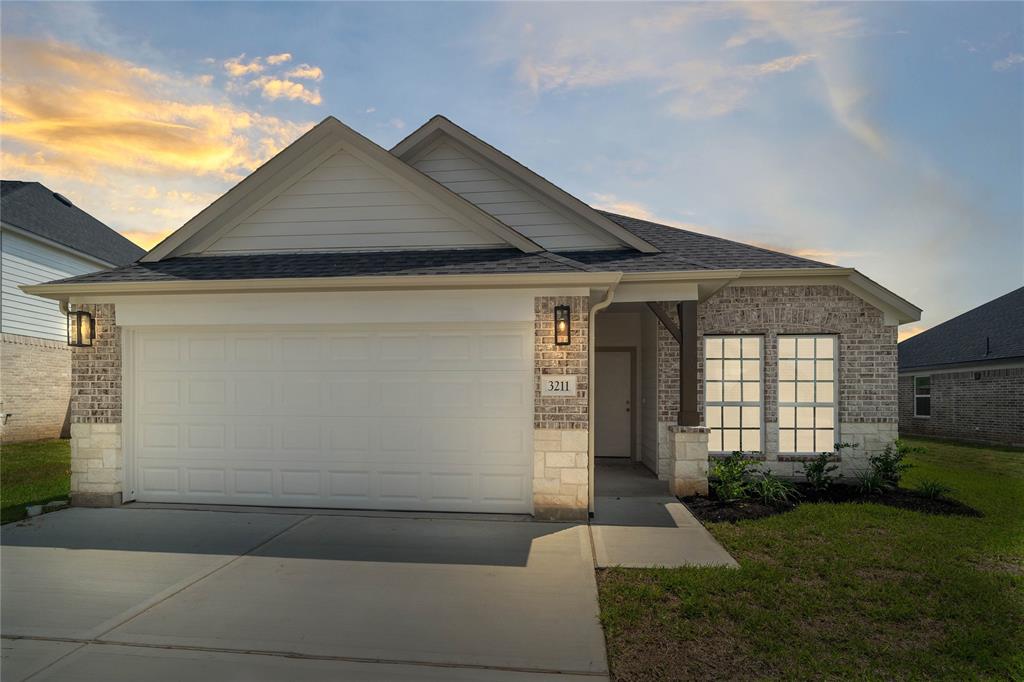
677;300;699;427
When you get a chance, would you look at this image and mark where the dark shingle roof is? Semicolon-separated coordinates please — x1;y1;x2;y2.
40;211;838;287
594;212;837;271
1;181;145;266
42;249;582;285
899;287;1024;370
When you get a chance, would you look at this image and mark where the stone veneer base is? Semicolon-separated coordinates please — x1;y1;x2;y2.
70;422;123;503
533;429;589;521
669;425;710;497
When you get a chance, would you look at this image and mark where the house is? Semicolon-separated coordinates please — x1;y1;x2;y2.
24;116;920;519
1;181;145;442
898;287;1023;447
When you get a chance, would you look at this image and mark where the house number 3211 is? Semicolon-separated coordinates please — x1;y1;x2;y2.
540;375;577;396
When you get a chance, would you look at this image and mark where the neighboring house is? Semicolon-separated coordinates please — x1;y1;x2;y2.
1;181;144;442
25;116;920;518
898;287;1023;447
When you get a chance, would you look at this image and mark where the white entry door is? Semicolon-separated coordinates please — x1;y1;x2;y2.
126;324;534;513
596;350;632;458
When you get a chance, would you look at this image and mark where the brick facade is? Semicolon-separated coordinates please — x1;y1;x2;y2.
655;285;898;476
70;304;122;424
534;296;589;429
899;366;1024;447
0;333;71;442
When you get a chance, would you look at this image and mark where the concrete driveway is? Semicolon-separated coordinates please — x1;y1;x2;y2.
1;507;607;681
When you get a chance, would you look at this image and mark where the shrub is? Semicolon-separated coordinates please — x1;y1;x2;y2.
915;479;954;499
710;451;758;502
749;471;800;506
866;440;920;491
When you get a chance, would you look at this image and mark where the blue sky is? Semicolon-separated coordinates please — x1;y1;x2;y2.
2;2;1021;337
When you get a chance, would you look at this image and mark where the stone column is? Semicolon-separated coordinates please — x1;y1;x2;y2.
69;303;124;507
669;425;709;497
533;296;590;521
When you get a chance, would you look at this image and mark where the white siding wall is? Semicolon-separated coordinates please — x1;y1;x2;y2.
411;142;623;252
1;229;103;341
206;149;506;254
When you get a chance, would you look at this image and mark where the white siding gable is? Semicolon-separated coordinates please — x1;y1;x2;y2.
411;141;623;251
205;149;508;254
1;228;103;340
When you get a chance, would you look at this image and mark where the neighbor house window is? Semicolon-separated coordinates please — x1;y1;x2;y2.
704;336;763;453
778;335;837;454
914;376;931;417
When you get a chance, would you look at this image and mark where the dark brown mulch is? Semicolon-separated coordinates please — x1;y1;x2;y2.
682;483;983;524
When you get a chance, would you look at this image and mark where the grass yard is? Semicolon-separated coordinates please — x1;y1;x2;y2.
598;437;1024;681
1;439;71;524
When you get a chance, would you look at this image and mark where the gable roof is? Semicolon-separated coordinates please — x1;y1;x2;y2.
391;116;659;254
899;286;1024;370
1;180;144;266
143;117;543;261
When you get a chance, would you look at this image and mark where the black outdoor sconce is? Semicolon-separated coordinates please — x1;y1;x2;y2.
554;305;571;346
67;309;95;347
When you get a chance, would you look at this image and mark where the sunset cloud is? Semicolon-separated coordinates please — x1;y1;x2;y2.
224;53;264;77
286;64;324;81
0;37;313;250
250;76;323;104
266;52;293;65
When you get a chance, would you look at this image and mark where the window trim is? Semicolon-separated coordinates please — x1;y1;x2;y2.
913;375;931;418
777;334;840;455
703;334;765;454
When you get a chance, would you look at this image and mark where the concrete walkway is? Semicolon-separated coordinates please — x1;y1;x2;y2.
590;460;738;569
2;507;608;681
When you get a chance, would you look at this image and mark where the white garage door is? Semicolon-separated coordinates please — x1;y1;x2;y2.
127;324;534;513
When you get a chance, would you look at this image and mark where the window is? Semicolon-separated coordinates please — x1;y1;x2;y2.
914;376;931;417
704;336;762;453
778;335;837;454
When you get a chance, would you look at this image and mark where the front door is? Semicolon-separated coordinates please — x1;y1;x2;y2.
596;350;632;458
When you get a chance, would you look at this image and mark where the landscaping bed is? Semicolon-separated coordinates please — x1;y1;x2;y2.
683;481;982;523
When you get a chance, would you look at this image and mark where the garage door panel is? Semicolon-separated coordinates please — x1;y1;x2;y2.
130;325;533;512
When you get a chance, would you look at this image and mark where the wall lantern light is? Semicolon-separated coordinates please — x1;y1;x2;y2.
554;305;571;346
67;309;95;347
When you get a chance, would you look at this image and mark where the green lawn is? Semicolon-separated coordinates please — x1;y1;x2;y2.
1;439;71;524
598;437;1024;680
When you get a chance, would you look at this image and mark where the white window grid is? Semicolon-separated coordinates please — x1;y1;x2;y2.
704;335;764;454
778;335;839;454
914;376;931;418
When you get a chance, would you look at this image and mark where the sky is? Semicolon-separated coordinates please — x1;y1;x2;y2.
1;2;1021;339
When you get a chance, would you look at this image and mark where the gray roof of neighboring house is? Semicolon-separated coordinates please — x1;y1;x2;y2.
1;180;145;266
898;287;1024;370
39;211;835;286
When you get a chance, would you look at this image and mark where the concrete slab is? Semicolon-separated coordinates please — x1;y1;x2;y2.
29;643;596;682
1;508;303;639
103;515;608;675
1;638;83;682
592;462;738;569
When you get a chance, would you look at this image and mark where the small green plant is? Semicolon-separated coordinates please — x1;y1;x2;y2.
915;479;954;499
856;469;886;495
866;440;921;491
710;451;758;502
749;471;800;506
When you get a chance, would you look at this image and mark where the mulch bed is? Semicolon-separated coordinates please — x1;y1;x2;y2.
682;482;983;524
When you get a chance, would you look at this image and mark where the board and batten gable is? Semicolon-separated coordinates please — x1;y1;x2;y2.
1;227;105;341
409;140;625;252
204;148;510;254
